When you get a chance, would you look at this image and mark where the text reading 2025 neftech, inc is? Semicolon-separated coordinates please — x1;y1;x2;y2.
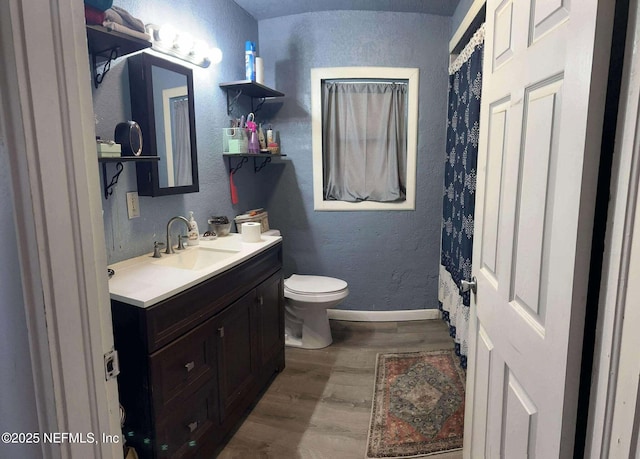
2;432;120;444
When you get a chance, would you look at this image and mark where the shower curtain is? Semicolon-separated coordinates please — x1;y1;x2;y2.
439;24;485;369
172;97;192;186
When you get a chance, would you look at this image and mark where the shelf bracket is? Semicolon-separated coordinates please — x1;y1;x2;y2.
253;156;272;173
93;48;119;88
226;89;243;116
227;155;249;175
252;97;266;114
102;161;124;199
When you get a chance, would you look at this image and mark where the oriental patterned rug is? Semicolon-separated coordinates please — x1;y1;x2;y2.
366;350;466;458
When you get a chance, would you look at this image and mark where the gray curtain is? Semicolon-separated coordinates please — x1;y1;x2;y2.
172;97;192;186
322;82;407;202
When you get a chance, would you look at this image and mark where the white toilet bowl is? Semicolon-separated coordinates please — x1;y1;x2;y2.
284;275;349;349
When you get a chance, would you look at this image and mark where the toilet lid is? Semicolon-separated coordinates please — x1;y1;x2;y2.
285;275;348;295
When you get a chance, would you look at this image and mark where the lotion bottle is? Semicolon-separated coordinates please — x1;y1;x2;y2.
187;211;200;246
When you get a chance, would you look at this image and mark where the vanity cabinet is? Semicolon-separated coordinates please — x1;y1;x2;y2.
111;243;284;458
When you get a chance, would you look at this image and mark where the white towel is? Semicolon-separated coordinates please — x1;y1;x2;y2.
104;6;146;33
102;21;151;42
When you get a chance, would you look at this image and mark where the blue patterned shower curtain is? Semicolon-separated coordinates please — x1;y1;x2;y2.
439;25;484;369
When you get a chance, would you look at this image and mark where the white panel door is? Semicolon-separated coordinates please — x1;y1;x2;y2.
463;0;614;457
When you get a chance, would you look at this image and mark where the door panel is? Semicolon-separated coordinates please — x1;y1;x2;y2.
480;99;510;285
464;0;613;457
493;1;515;70
511;77;563;326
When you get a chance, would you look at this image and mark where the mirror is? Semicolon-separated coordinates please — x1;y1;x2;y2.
127;53;199;196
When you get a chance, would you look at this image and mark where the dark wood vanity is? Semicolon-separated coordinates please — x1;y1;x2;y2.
111;242;284;458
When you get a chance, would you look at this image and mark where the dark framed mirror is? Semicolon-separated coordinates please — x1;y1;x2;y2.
127;52;199;196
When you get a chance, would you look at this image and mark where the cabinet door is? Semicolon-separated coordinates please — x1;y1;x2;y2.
256;271;284;366
216;291;257;422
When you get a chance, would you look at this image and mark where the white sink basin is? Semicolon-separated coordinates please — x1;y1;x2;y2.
108;233;282;308
152;246;239;271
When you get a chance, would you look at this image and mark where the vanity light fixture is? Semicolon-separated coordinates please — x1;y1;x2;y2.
146;23;223;68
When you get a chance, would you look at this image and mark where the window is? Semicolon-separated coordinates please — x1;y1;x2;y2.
311;67;419;211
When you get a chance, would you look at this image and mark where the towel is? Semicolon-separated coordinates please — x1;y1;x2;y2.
102;21;151;42
84;5;106;25
105;6;146;33
84;0;113;12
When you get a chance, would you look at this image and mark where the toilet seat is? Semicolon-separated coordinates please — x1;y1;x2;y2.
284;275;348;295
284;275;348;304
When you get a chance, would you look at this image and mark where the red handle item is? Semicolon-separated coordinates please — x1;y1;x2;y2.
229;172;239;204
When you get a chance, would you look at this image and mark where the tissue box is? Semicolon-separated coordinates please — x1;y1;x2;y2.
235;210;269;233
97;142;121;158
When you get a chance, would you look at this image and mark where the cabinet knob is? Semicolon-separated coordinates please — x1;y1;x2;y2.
258;296;264;306
187;421;198;433
218;327;225;338
184;361;195;372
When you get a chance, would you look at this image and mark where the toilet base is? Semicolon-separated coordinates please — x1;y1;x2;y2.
284;302;333;349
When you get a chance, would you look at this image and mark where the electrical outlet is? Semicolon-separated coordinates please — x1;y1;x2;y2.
126;192;140;219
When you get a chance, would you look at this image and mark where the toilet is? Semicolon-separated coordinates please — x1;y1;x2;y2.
284;274;349;349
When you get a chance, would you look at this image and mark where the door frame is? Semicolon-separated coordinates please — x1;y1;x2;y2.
0;1;121;457
586;1;640;456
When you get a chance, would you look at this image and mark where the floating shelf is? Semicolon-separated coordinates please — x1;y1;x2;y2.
86;25;151;88
98;156;159;200
223;153;287;174
219;81;284;115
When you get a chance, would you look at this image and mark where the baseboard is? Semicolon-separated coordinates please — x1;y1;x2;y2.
327;308;441;322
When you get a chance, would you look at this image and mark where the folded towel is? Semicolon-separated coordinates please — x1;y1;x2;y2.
102;21;151;42
84;0;113;13
85;5;106;25
105;6;146;33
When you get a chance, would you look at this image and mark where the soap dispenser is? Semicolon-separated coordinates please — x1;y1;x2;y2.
187;211;200;246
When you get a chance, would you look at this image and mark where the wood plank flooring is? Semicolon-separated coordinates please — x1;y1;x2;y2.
218;319;465;459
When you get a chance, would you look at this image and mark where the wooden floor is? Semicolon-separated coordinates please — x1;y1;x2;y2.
218;319;465;459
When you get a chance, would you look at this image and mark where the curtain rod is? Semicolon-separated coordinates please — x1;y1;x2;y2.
325;80;408;85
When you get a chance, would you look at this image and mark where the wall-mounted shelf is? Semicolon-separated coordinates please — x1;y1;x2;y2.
223;153;287;174
219;81;284;115
86;25;151;88
98;156;159;200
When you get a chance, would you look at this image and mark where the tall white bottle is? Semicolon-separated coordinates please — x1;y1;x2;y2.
187;211;200;246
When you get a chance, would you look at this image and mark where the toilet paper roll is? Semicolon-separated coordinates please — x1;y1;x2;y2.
255;57;264;84
241;222;262;242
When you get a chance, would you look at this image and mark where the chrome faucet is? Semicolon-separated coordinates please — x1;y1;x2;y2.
166;216;190;254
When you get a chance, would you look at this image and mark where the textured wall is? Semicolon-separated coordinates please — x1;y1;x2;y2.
257;11;449;311
94;0;265;264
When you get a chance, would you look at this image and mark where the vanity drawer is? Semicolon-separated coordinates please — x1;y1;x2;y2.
145;243;281;352
149;317;217;417
154;381;219;459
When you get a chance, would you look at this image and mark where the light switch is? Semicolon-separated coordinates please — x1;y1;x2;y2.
126;192;140;219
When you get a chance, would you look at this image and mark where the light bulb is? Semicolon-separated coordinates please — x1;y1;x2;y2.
209;47;223;65
175;33;194;52
157;24;177;45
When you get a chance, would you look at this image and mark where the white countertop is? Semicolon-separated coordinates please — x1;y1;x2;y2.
108;233;282;308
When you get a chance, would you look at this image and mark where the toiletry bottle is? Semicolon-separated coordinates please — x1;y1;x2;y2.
258;124;267;150
245;41;256;81
187;211;200;246
266;124;274;145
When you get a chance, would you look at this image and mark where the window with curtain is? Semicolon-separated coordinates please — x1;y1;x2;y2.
311;67;419;211
322;81;407;203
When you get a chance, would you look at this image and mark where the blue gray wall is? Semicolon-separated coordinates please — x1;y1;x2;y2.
94;2;451;312
257;11;450;311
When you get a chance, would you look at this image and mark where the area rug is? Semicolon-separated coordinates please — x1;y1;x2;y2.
366;350;466;458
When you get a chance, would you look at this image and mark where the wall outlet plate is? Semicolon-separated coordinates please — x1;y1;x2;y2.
104;349;120;381
126;192;140;219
